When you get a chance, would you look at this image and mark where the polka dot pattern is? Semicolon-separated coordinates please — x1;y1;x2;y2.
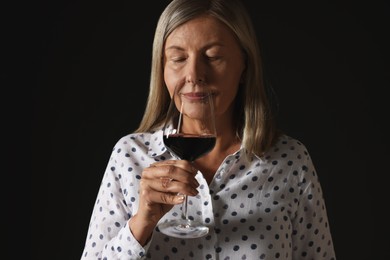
81;128;336;259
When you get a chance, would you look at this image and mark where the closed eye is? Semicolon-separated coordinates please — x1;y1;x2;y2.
169;56;187;63
207;56;221;61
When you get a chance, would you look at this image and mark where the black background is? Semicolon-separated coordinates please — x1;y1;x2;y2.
4;0;389;259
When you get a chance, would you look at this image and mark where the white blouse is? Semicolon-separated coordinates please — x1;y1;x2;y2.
81;128;336;259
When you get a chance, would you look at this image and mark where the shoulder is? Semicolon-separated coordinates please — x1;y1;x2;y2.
273;134;310;155
111;129;166;158
265;134;315;169
117;131;156;144
113;131;155;150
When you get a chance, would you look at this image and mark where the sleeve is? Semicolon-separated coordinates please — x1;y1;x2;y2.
80;139;150;260
291;153;337;260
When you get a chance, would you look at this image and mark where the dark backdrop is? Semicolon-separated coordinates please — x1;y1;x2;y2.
6;0;388;259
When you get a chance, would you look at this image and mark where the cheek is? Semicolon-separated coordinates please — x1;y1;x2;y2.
212;67;243;115
214;85;239;116
163;68;177;97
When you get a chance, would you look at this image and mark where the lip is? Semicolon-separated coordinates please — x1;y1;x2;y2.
181;92;213;101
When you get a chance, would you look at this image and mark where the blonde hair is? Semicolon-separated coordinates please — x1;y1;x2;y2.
136;0;279;157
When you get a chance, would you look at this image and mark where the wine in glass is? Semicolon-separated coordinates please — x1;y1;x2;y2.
157;84;216;238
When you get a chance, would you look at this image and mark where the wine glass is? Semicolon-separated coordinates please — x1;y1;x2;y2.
157;84;216;238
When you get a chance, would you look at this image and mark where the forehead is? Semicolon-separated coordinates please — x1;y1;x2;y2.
165;15;238;48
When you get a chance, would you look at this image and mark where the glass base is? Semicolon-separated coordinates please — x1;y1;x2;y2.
157;219;209;238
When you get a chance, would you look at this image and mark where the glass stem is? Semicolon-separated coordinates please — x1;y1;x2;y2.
181;195;188;221
181;161;194;222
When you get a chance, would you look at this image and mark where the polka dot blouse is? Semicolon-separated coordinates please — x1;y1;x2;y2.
81;128;336;259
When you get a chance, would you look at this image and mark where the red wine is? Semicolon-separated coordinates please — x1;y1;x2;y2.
163;134;216;161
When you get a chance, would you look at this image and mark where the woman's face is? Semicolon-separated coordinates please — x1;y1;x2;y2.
163;15;246;121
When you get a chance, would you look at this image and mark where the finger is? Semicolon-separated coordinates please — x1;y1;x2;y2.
160;193;186;205
160;177;198;196
151;160;197;175
160;177;173;189
140;173;198;196
141;186;186;205
144;163;199;188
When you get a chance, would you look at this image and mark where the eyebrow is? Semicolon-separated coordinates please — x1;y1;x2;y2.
165;42;225;52
165;45;185;52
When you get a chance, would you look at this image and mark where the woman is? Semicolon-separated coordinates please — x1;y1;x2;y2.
81;0;336;259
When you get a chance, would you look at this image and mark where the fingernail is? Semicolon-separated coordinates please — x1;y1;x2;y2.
177;194;185;202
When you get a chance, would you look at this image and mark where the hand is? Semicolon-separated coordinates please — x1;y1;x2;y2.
129;160;199;244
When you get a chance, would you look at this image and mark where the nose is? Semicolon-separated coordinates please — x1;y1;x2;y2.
187;78;204;85
185;56;206;85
